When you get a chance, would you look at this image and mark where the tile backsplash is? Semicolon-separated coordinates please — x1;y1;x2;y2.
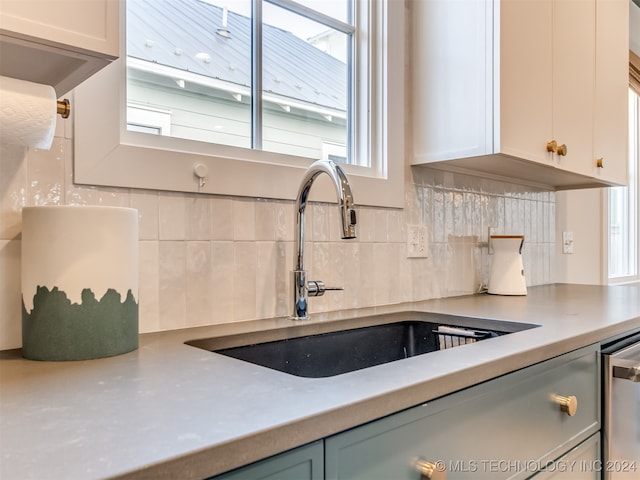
0;127;555;350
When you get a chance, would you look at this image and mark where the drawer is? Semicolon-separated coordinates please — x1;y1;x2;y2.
210;441;323;480
325;345;600;480
531;433;600;480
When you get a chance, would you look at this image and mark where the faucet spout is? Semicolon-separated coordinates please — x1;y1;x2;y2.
292;160;357;320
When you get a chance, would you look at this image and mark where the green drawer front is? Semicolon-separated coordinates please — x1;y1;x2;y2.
531;433;600;480
326;345;600;480
211;441;323;480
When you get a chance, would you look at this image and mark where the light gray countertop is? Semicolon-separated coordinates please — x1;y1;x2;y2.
1;284;640;480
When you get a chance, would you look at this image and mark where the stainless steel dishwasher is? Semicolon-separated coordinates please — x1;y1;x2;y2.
602;332;640;480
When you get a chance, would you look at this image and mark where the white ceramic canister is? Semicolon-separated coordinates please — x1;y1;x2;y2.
487;235;527;296
21;206;139;361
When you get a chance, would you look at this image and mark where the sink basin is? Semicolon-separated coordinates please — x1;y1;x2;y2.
186;312;538;378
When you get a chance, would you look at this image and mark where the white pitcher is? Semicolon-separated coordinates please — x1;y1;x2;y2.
488;235;527;295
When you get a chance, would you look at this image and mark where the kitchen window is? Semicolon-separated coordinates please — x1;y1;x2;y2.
73;0;404;208
608;89;640;283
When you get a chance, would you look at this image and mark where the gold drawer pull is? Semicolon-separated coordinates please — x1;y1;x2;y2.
416;459;447;480
554;394;578;416
596;158;604;168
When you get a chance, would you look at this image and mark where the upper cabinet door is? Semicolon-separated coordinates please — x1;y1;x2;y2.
412;0;494;163
592;0;629;186
500;0;554;164
552;0;596;178
0;0;119;95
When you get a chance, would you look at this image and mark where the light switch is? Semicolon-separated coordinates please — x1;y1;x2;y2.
407;225;428;258
562;231;574;254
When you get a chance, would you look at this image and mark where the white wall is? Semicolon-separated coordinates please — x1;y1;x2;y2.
555;189;606;285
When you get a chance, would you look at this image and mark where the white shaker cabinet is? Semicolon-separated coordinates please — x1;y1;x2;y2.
502;0;595;177
411;0;629;189
0;0;119;95
592;0;630;186
411;0;494;163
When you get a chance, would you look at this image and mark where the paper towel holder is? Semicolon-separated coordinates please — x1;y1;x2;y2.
56;99;71;118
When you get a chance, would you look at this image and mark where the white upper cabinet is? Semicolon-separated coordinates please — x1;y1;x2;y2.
411;0;629;190
0;0;119;95
412;0;494;163
592;0;630;186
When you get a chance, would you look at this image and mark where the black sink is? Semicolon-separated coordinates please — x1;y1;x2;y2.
186;312;538;378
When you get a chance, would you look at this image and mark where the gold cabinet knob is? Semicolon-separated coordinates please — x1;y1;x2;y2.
596;158;604;168
416;460;447;480
554;394;578;416
546;140;567;156
556;144;567;156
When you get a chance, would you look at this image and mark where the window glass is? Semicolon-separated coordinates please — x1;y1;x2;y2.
262;2;350;159
126;0;353;162
609;89;639;281
126;0;252;148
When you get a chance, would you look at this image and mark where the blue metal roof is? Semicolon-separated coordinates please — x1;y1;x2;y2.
127;0;347;110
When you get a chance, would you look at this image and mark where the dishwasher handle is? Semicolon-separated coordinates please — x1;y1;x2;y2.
613;358;640;382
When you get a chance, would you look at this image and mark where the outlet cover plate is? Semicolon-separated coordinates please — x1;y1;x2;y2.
407;225;428;258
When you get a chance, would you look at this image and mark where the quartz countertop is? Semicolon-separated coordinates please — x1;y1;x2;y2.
1;284;640;479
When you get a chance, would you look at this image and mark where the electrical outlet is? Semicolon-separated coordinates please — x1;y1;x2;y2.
407;225;428;258
562;231;574;254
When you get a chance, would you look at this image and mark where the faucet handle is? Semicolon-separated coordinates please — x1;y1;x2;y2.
308;280;343;297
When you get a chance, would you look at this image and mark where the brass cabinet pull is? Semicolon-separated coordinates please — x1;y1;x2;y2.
416;459;447;480
546;140;567;156
554;394;578;416
596;158;604;168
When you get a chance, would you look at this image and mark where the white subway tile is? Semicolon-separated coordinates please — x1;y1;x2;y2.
256;242;277;319
233;198;255;241
211;242;235;323
158;193;186;240
233;242;256;321
211;196;234;241
158;241;186;330
0;144;27;240
255;199;276;241
0;239;22;350
311;203;330;242
186;241;214;326
138;240;160;333
131;191;159;240
186;195;212;241
27;138;65;205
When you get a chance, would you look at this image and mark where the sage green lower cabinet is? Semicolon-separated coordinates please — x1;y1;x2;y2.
531;433;600;480
324;345;600;480
210;345;600;480
210;441;323;480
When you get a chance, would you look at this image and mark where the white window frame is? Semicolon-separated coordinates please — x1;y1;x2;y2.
73;0;404;208
606;89;640;284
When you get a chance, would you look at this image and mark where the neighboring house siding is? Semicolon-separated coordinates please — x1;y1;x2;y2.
128;79;347;159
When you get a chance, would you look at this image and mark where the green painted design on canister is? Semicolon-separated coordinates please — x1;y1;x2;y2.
22;286;139;361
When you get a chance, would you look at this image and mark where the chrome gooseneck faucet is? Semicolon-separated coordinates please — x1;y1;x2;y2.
292;160;357;320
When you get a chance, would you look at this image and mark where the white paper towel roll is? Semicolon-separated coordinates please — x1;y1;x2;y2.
0;76;57;150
